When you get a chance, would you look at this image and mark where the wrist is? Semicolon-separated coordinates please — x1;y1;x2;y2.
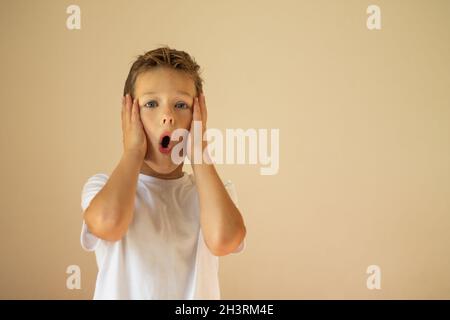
192;161;214;175
122;149;145;166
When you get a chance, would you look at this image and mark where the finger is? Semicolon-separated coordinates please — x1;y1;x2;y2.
125;94;131;124
192;96;201;122
131;98;137;122
200;93;207;124
134;98;141;122
136;98;143;121
121;95;125;130
121;95;126;118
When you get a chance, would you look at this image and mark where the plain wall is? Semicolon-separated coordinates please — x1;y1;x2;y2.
0;0;449;299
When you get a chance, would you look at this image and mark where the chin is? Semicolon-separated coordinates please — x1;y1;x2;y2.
143;158;180;175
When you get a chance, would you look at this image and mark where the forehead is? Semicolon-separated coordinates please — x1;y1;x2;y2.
135;67;196;98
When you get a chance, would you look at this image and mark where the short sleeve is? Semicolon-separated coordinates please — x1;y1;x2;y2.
224;180;246;255
80;173;109;252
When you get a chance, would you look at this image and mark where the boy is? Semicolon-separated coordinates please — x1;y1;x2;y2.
80;46;246;299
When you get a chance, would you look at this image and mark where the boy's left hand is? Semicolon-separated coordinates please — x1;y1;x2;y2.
187;93;211;165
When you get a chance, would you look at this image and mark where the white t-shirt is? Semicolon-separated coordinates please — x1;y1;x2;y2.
80;171;245;300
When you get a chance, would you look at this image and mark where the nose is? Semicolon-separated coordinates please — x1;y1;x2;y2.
160;108;175;126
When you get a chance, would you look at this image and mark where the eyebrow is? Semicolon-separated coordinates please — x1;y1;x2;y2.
141;91;193;98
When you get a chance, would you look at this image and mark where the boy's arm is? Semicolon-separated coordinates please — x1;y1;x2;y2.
83;150;142;241
193;163;247;256
83;94;147;241
190;94;246;256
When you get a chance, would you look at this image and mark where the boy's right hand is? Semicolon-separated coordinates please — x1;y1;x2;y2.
121;93;147;158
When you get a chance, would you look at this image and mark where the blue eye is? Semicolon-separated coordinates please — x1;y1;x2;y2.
144;100;157;108
175;102;189;109
143;100;190;109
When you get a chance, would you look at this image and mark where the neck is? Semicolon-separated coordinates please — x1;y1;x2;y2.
139;162;184;180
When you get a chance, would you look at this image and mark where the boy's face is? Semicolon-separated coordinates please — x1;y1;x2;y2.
134;67;196;175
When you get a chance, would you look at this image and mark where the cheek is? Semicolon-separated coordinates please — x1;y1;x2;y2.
140;116;150;128
140;116;156;135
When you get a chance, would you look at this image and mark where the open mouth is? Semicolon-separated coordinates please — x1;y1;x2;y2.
159;131;172;154
161;136;170;148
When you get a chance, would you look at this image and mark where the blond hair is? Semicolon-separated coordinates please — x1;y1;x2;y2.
123;45;204;99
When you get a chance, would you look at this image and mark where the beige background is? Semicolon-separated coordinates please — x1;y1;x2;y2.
1;0;449;299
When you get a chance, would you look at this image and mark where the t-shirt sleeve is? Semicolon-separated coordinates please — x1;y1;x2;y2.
80;173;109;252
224;180;246;255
